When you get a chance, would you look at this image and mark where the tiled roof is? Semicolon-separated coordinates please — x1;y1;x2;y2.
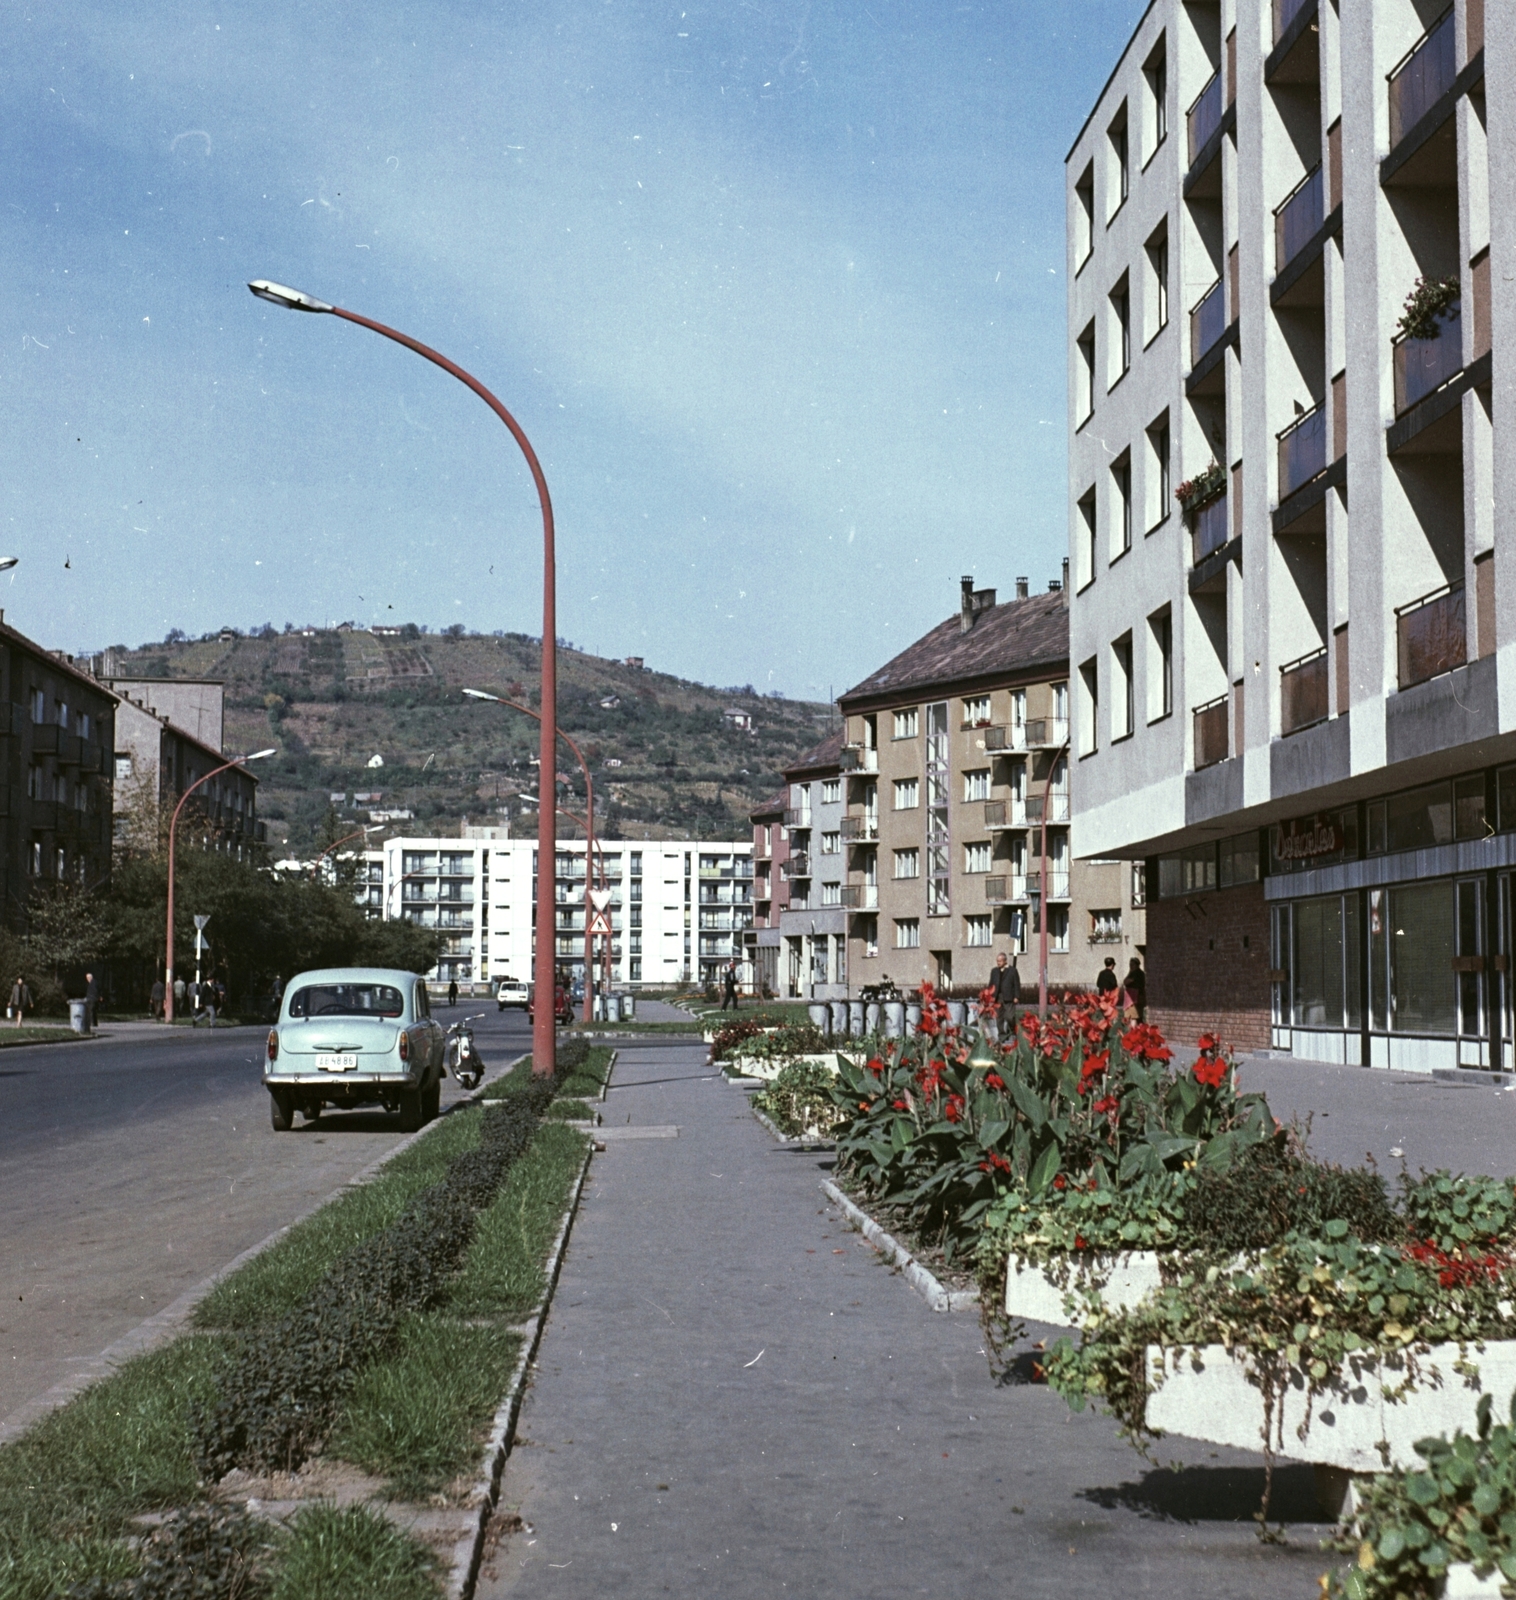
840;591;1068;708
749;788;788;823
784;728;845;778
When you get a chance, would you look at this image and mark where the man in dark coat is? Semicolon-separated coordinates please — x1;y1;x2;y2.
83;971;99;1031
1096;956;1120;997
721;960;739;1010
987;952;1021;1039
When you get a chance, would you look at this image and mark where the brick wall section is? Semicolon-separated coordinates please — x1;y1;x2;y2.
1145;880;1272;1054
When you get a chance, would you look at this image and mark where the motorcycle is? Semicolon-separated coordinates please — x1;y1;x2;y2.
444;1011;487;1090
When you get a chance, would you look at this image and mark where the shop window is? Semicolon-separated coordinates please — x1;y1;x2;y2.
1499;766;1516;833
1219;831;1260;887
1386;783;1455;852
1382;880;1457;1036
1278;893;1363;1032
1454;775;1487;840
1157;840;1216;898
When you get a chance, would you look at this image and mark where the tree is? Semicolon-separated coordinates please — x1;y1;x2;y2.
23;882;108;998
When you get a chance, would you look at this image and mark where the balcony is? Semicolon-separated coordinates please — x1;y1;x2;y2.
1274;164;1323;272
1388;7;1456;149
840;814;879;842
1393;302;1462;414
1280;647;1328;736
781;853;811;880
700;861;754;879
840;884;879;910
1397;582;1466;691
1026;870;1071;901
782;808;811;830
1187;70;1224;164
839;746;878;773
1193;695;1230;770
1274;0;1314;40
984;875;1027;905
1191;490;1230;563
1190;277;1227;367
1023;717;1069;748
1277;402;1327;499
1024;792;1071;825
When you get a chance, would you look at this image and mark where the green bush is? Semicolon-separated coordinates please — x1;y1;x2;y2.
753;1062;846;1139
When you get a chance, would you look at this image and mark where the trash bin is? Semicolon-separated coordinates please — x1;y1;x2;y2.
68;998;88;1034
946;1001;967;1028
848;1000;865;1037
807;1002;830;1034
605;994;622;1024
829;1000;849;1036
884;1001;905;1038
865;1001;881;1037
621;993;635;1020
905;1002;922;1032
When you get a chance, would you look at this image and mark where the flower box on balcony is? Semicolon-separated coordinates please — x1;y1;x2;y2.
1176;462;1226;515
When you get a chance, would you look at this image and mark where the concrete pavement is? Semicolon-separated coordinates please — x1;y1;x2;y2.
477;1039;1332;1599
0;1006;532;1429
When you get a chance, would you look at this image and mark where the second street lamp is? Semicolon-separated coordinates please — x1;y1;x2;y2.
249;277;560;1078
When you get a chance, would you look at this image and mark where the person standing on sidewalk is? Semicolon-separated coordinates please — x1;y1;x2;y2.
1122;958;1147;1023
986;952;1020;1040
9;975;32;1028
173;976;186;1014
447;978;458;1007
1096;956;1119;998
149;977;165;1021
721;959;740;1010
83;970;99;1032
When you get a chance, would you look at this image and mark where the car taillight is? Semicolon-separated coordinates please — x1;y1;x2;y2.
398;1030;409;1061
267;1030;278;1062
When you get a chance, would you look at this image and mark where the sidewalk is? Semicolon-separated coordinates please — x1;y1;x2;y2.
477;1039;1329;1599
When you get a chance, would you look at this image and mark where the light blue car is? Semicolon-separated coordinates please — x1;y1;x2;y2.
264;967;446;1133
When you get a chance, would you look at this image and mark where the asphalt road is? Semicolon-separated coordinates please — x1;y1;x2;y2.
0;1001;532;1430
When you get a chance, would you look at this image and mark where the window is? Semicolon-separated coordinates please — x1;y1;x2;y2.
54;847;66;880
53;772;67;805
1109;276;1130;385
1112;453;1132;557
926;703;951;917
1112;634;1134;740
861;917;879;958
1074;162;1094;267
821;881;841;906
30;689;44;724
1091;908;1122;942
964;915;992;947
1143;36;1167;157
963;768;990;802
820;831;840;855
56;702;68;730
820;778;840;805
78;712;91;742
115;755;133;782
964;841;992;874
27;764;43;801
1049;905;1070;952
962;695;991;725
1078;657;1099;756
1010;688;1026;731
28;840;41;876
834;933;847;987
894;918;920;950
1131;862;1147;907
1146;412;1170;528
1145;225;1169;342
893;848;920;879
1148;608;1173;721
1076;322;1095;423
892;708;919;740
893;778;919;810
1076;488;1097;589
1107;104;1129;216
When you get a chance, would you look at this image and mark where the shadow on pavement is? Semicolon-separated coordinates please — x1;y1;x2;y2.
1078;1463;1329;1525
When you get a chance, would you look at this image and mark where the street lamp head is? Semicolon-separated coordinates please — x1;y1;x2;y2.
247;279;333;314
462;688;501;703
243;748;277;762
0;557;18;572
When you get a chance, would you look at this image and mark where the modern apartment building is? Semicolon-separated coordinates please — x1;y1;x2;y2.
375;832;752;991
773;732;850;1002
1067;0;1510;1068
747;789;789;995
839;577;1142;995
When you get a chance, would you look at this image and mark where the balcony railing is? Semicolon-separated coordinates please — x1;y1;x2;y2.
1188;70;1223;164
1274;0;1314;40
1026;870;1071;900
1024;792;1071;825
1023;717;1069;748
1193;695;1230;769
1388;7;1456;148
1191;490;1230;563
839;746;879;773
984;800;1011;829
1394;302;1462;414
1274;164;1323;272
840;815;879;842
781;853;811;880
1190;277;1227;366
1280;647;1329;736
1397;582;1466;691
782;808;810;829
984;875;1029;905
1277;402;1327;499
840;884;879;910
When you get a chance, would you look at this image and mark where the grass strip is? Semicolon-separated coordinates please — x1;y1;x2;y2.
0;1334;231;1600
0;1027;88;1048
543;1098;593;1120
271;1503;440;1600
569;1020;701;1035
194;1107;484;1331
329;1313;524;1500
448;1122;589;1319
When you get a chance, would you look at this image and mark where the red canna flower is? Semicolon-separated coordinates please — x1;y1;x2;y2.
1197;1032;1219;1052
943;1094;966;1123
1192;1055;1227;1088
892;1097;911;1111
1053;1173;1067;1190
1092;1093;1119;1115
866;1056;885;1076
985;1073;1006;1091
1121;1023;1173;1063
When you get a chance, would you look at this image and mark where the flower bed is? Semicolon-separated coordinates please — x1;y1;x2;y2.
751;1060;847;1139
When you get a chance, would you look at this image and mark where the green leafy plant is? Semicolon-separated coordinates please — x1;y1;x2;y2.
1175;461;1226;512
1397;274;1461;341
753;1061;847;1139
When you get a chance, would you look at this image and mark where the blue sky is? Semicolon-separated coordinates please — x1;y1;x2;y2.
0;0;1143;699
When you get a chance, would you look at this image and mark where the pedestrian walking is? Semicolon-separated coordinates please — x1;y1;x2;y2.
1095;956;1119;997
173;976;186;1012
9;975;32;1028
1122;958;1147;1023
721;959;739;1010
83;970;99;1032
986;952;1020;1040
202;982;219;1030
447;978;458;1007
149;977;165;1021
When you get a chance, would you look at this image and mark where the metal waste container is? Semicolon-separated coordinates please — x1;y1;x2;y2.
68;999;88;1034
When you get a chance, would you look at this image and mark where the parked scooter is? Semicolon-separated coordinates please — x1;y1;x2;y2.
444;1012;487;1090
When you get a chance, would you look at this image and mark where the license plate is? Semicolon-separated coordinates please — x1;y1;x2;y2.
316;1053;358;1072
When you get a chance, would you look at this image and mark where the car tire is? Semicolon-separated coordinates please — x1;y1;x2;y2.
269;1089;294;1132
302;1100;322;1125
397;1086;423;1132
422;1077;441;1122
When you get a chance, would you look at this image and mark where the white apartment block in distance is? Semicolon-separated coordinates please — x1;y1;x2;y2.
1067;0;1510;1070
367;832;752;992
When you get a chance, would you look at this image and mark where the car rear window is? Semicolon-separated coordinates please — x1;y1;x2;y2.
288;984;404;1019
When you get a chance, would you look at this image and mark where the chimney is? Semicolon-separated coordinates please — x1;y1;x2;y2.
1015;576;1029;600
959;575;997;634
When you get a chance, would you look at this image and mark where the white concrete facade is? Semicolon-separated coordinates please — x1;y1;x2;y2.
1067;0;1512;1069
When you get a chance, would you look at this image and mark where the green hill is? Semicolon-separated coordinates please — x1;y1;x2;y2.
101;627;831;853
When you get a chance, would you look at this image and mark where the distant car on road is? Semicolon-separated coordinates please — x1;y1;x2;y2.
496;976;529;1011
526;984;574;1026
264;967;445;1133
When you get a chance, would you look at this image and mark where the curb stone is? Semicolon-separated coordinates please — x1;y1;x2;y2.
820;1180;979;1314
0;1052;530;1446
446;1139;595;1600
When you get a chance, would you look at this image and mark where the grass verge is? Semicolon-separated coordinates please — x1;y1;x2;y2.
272;1503;440;1600
194;1107;484;1331
0;1027;88;1048
482;1044;612;1102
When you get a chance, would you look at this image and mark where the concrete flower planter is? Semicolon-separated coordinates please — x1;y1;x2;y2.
727;1050;840;1083
1004;1252;1166;1324
1444;1565;1503;1598
1143;1339;1516;1475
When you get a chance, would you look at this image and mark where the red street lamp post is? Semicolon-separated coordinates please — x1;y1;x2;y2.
163;749;275;1024
248;278;559;1076
463;689;599;1022
313;825;377;881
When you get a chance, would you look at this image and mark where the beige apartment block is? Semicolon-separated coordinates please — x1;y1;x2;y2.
1067;0;1512;1066
838;577;1145;999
